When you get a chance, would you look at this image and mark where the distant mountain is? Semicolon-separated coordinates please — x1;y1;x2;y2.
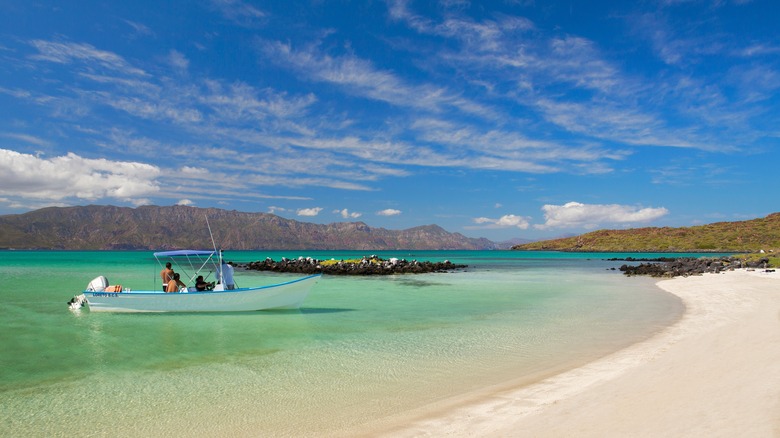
513;213;780;252
494;237;536;250
0;205;497;250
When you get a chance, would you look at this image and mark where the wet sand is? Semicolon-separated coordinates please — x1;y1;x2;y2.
360;269;780;437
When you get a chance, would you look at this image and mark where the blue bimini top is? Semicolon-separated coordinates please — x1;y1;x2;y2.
153;250;216;257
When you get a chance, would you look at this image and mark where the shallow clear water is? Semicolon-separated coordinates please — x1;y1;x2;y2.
0;250;688;436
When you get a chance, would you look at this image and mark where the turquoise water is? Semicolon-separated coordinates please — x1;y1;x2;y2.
0;250;693;436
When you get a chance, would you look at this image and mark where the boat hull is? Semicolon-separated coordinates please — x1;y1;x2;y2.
84;274;320;313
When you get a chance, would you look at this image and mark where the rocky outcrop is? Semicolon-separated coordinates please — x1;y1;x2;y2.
617;256;771;277
240;255;468;275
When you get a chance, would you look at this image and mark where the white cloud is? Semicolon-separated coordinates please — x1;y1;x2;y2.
472;214;530;229
535;202;669;230
177;199;194;206
377;208;402;216
297;207;323;216
335;208;362;219
268;206;288;214
0;149;161;203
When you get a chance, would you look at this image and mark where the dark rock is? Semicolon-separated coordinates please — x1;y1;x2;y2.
238;255;467;276
606;257;678;262
618;256;757;277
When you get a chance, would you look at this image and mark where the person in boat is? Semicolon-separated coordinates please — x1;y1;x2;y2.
195;275;215;291
166;273;185;293
222;261;235;290
161;262;186;292
160;262;174;291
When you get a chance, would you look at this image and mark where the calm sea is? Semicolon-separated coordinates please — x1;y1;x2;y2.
0;250;697;436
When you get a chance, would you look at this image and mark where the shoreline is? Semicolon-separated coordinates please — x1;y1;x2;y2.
352;269;780;437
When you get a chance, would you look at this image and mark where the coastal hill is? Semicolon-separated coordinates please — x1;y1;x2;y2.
513;212;780;252
0;205;497;250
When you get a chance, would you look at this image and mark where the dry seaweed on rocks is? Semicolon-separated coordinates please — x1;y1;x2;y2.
237;255;468;276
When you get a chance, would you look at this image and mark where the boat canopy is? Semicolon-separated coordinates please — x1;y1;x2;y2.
154;250;216;257
154;249;224;289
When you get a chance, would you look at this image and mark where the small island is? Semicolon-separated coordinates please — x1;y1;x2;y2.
237;255;468;275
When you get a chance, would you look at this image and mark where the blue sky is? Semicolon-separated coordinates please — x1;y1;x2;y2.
1;0;778;242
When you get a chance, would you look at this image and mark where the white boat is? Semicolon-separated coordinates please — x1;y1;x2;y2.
70;250;320;313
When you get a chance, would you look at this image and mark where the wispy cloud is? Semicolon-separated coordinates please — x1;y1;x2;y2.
3;1;775;238
211;0;267;26
388;1;759;154
389;1;618;94
11;30;662;211
258;40;493;118
0;132;52;147
726;64;780;103
29;40;147;76
108;96;205;124
408;117;622;173
650;161;736;187
123;20;156;38
735;44;780;57
198;81;317;121
167;50;189;71
5;23;638;219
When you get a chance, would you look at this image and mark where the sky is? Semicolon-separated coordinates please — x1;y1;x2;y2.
0;0;778;242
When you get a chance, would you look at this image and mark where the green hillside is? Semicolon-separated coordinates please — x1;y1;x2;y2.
513;213;780;253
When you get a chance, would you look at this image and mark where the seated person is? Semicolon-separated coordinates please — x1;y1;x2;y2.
195;275;215;291
166;273;184;293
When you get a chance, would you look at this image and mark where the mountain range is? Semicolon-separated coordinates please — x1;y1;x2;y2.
4;205;775;252
0;205;498;250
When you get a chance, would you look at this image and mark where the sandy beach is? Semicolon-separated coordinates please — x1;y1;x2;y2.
361;269;780;437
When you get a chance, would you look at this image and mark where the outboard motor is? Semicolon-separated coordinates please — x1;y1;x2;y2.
86;276;109;292
68;276;107;311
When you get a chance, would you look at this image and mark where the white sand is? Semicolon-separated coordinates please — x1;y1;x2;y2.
361;269;780;437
